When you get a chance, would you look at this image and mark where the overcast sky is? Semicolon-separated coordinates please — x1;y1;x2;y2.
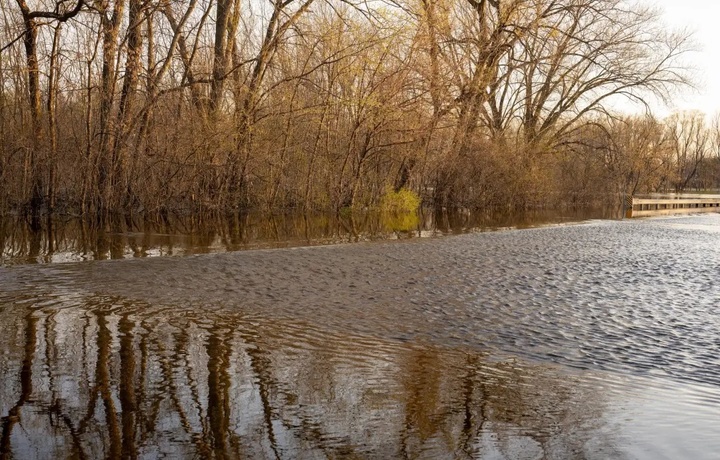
654;0;720;116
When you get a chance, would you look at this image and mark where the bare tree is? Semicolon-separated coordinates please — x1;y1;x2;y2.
666;111;709;192
11;0;85;223
94;0;126;214
0;0;699;215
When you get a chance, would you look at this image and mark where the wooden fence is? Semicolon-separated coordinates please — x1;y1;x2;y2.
625;194;720;218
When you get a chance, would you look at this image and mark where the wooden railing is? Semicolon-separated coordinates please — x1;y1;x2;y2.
625;194;720;218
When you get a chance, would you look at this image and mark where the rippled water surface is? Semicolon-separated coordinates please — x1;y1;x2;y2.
1;213;719;459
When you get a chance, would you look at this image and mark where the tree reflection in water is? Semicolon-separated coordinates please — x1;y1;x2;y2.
0;208;611;265
0;296;615;459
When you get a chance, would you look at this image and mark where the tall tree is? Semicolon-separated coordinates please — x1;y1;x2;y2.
12;0;85;222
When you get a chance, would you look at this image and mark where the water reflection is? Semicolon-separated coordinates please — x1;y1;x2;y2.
1;295;718;459
3;213;719;459
0;208;612;265
0;296;618;459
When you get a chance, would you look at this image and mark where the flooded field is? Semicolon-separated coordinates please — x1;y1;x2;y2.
1;212;719;458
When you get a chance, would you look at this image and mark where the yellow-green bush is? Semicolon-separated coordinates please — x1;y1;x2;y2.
380;188;421;213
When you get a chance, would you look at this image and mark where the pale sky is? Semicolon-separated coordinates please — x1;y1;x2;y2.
654;0;720;116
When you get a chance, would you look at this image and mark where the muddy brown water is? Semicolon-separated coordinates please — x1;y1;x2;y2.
1;211;719;459
0;208;609;265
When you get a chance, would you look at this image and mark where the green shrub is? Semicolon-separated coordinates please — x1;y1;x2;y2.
380;188;421;213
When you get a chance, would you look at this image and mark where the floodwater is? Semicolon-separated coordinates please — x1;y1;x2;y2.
0;208;610;265
1;211;720;459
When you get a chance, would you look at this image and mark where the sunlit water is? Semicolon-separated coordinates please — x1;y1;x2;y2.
1;212;719;459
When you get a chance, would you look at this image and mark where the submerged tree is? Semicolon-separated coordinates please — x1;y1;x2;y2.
8;0;85;222
666;111;711;192
0;0;699;215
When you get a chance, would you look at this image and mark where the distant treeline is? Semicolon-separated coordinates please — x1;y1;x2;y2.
0;0;718;218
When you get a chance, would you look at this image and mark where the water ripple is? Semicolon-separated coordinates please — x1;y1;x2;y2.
2;216;719;388
1;216;720;458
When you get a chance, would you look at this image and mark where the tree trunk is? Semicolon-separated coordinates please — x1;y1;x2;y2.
114;0;144;209
47;24;62;214
15;0;43;225
97;0;126;215
0;39;6;210
210;0;231;113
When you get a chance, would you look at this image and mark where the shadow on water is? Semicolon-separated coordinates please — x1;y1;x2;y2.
0;297;618;459
0;207;616;265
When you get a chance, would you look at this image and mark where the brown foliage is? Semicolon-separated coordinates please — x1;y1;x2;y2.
0;0;703;218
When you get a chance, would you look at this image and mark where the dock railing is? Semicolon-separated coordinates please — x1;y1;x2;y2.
625;193;720;218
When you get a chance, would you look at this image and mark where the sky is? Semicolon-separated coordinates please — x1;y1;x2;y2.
654;0;720;116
